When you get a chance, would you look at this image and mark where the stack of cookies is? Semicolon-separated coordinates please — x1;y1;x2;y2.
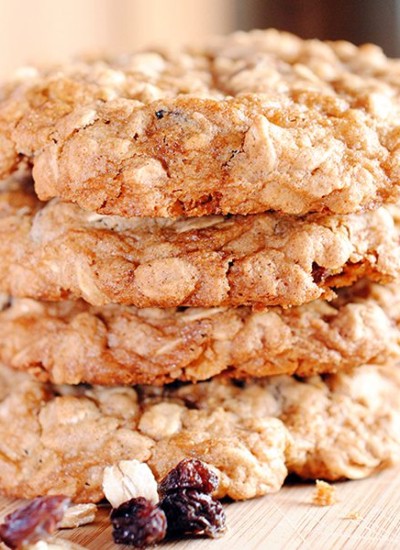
0;29;400;504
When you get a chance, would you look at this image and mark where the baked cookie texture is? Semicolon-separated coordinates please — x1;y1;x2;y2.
0;280;399;385
1;30;400;217
0;363;399;503
0;175;399;308
1;28;400;511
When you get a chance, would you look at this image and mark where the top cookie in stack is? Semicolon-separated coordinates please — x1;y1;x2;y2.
0;29;399;386
1;29;400;219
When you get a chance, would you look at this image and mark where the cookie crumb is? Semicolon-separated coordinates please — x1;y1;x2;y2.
343;511;363;520
312;480;337;506
103;459;159;508
28;539;88;549
60;503;97;529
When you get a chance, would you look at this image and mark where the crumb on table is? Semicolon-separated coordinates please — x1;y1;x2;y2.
343;511;363;520
312;480;337;506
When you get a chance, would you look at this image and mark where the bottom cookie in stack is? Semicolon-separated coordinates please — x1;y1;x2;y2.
0;361;399;503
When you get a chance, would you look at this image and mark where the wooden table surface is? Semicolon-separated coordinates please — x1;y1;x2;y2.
1;467;400;550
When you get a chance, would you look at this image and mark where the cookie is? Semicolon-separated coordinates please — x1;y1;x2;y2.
1;280;399;385
1;30;400;217
0;175;398;308
0;363;399;503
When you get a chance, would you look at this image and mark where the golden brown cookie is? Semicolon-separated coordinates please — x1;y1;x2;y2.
0;174;398;308
1;30;400;217
0;363;399;503
0;280;399;385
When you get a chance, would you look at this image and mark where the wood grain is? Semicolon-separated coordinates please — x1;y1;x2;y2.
1;467;400;550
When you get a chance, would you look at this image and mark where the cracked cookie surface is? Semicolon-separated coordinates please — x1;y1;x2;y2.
2;30;400;216
0;174;398;308
1;280;399;385
0;363;399;502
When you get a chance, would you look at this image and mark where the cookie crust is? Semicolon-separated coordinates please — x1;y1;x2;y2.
0;363;399;502
0;175;398;308
1;280;399;385
2;30;400;216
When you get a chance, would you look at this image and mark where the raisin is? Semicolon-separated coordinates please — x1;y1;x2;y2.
0;495;70;549
160;489;226;538
311;262;327;284
110;497;167;548
158;459;218;496
155;109;167;119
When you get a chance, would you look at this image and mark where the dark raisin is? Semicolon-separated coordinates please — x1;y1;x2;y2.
158;459;218;496
311;262;327;284
110;497;167;548
160;489;226;538
155;109;167;119
0;495;70;549
232;379;246;389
